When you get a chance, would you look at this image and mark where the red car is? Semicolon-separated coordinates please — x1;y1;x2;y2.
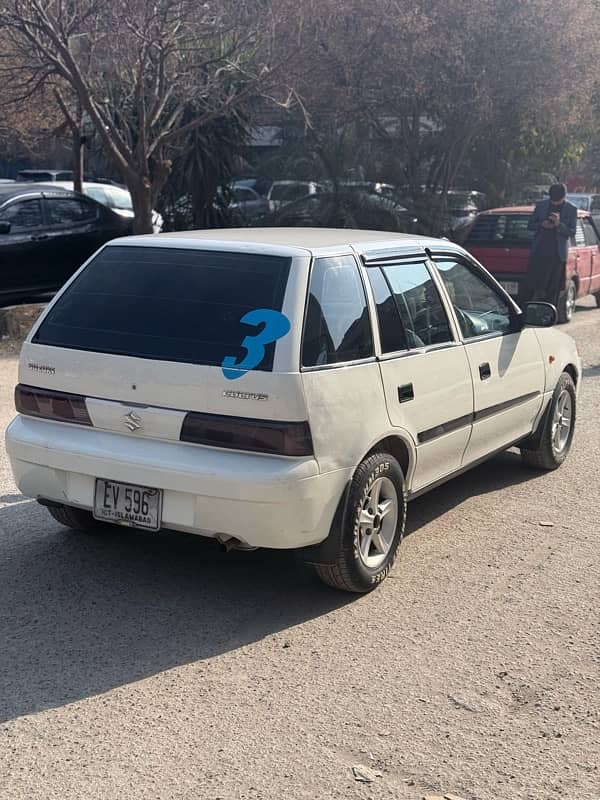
464;206;600;322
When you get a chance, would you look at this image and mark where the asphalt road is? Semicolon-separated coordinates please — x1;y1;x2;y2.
1;300;598;800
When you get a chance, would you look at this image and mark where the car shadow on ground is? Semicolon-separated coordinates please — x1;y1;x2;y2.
0;450;544;723
0;499;354;723
405;449;544;534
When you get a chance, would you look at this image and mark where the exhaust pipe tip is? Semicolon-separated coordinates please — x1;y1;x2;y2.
216;534;258;553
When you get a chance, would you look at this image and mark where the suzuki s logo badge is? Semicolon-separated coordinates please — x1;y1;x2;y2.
123;411;143;432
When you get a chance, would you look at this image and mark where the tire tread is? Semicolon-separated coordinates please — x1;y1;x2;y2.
520;372;576;471
314;452;406;593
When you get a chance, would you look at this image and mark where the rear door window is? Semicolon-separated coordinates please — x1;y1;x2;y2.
466;214;533;245
380;261;453;347
1;198;44;230
302;255;373;367
367;267;408;353
33;246;291;369
46;197;98;226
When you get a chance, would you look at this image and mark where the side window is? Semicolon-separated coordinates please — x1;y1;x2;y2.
46;197;98;226
435;258;512;338
591;197;600;213
1;198;44;229
367;267;407;353
582;218;599;247
233;188;255;202
302;255;373;367
381;261;453;347
574;221;586;247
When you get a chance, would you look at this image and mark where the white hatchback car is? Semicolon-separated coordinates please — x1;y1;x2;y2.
5;229;581;592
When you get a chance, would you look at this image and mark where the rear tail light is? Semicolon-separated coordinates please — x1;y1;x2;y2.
15;384;92;426
180;412;313;456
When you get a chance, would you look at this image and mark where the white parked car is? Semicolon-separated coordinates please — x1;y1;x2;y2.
5;229;581;592
267;181;324;212
37;181;164;233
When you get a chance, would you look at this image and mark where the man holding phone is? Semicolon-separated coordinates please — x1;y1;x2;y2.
525;183;577;307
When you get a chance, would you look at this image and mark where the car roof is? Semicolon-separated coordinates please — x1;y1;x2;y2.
0;183;78;201
480;205;591;218
18;169;67;176
271;180;315;186
112;227;444;257
32;180;123;191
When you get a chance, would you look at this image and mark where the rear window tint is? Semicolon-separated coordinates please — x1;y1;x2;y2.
466;214;534;245
33;246;291;369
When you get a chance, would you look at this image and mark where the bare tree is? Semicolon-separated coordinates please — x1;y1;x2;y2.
0;0;293;232
286;0;600;232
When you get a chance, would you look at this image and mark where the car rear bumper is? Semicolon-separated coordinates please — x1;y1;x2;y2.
5;416;350;549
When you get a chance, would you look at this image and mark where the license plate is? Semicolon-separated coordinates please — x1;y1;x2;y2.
93;479;162;531
500;281;519;295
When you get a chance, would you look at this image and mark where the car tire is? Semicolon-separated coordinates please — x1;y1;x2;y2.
314;453;406;593
46;504;100;532
521;372;576;470
594;291;600;308
557;279;576;323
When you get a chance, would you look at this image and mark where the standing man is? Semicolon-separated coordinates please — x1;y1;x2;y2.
526;184;577;314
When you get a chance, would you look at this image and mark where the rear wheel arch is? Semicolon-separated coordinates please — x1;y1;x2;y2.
302;434;413;568
365;435;413;487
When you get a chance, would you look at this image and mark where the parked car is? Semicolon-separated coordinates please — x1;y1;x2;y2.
41;181;164;233
231;176;273;197
220;184;270;222
255;190;417;232
339;181;397;199
463;206;600;321
0;184;131;307
446;190;488;238
566;193;600;221
267;180;325;212
17;169;76;182
395;187;487;240
5;228;580;593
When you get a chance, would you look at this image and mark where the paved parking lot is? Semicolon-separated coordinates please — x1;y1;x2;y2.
0;300;599;800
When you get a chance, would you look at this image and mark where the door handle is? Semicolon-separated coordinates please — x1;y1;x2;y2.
479;362;491;380
397;383;415;403
31;234;49;241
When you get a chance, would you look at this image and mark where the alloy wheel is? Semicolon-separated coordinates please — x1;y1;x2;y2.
357;477;399;569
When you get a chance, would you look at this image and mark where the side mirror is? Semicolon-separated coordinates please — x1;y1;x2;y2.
0;221;11;234
524;302;557;327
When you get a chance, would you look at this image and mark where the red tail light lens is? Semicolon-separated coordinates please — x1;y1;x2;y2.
180;412;313;456
15;384;92;426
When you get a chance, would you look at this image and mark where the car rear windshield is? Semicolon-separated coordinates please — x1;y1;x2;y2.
33;245;291;369
465;214;534;245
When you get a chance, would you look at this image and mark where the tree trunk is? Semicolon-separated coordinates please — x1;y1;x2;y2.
128;180;154;234
73;130;84;194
